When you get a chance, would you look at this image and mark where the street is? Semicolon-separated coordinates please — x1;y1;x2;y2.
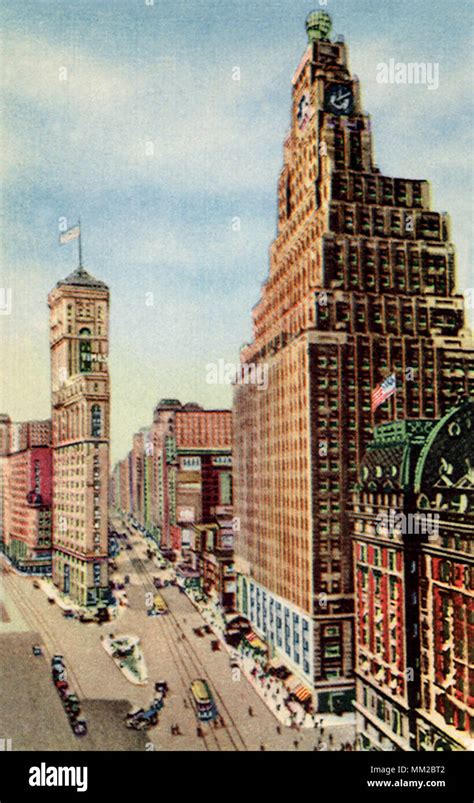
0;516;355;752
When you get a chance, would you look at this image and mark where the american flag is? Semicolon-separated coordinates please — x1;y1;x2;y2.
371;373;397;413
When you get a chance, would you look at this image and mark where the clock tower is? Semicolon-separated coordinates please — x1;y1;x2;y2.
49;263;110;607
234;11;474;712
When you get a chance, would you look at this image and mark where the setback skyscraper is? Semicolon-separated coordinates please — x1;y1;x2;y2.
233;11;474;712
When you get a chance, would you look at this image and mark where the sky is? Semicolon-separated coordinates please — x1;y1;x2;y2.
1;0;473;463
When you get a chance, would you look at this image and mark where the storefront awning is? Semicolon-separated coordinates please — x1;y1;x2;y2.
293;684;312;703
245;631;267;651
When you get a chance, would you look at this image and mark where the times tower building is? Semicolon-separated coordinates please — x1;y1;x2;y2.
233;12;474;712
49;261;110;607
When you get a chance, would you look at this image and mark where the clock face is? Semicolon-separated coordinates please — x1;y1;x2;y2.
297;92;312;130
325;83;354;116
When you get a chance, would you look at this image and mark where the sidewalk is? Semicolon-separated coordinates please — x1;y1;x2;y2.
182;584;355;732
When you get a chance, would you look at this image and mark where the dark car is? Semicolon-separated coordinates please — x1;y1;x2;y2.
62;609;75;619
32;645;43;656
71;719;87;737
211;640;221;652
64;694;81;716
203;625;212;635
126;544;133;551
193;628;204;638
125;698;161;730
47;597;55;605
32;580;40;589
154;681;168;695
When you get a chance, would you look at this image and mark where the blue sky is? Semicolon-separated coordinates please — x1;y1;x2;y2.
1;0;473;462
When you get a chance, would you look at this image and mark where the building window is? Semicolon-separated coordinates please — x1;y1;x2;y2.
91;405;102;437
324;643;341;659
219;472;232;505
79;328;92;373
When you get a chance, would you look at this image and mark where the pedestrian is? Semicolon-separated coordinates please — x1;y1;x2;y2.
294;739;299;750
329;733;333;746
248;706;254;717
276;725;281;735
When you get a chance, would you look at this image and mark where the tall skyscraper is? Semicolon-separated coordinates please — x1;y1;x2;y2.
233;11;474;712
49;262;110;606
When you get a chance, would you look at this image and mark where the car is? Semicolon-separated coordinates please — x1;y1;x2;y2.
64;694;81;716
154;681;168;695
126;544;133;551
47;597;55;604
211;640;221;652
52;668;65;681
55;678;69;692
125;701;160;730
193;628;204;637
32;580;40;589
51;655;64;667
203;625;212;635
32;645;43;656
78;611;97;623
71;719;87;737
62;609;75;619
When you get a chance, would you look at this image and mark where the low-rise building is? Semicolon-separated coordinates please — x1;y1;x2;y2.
352;399;473;751
3;419;52;574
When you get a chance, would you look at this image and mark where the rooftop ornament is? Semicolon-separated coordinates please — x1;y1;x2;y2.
305;10;332;43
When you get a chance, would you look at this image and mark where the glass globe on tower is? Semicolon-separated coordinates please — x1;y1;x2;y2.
305;10;332;42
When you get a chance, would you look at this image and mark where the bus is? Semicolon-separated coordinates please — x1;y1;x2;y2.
190;679;217;721
153;594;168;615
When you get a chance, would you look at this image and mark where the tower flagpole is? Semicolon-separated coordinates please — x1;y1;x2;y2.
78;218;83;268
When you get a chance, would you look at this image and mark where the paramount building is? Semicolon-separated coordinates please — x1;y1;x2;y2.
233;11;474;712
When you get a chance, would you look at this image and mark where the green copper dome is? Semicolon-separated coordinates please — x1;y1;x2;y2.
306;10;332;42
